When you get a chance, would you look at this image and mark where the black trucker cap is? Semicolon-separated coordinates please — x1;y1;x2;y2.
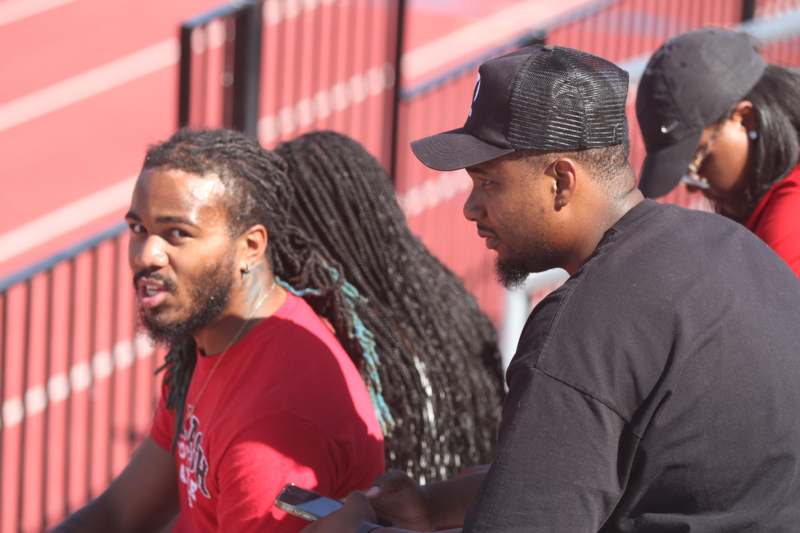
636;28;766;198
411;44;629;171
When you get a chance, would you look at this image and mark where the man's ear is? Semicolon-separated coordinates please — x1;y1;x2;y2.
237;224;268;272
551;158;578;211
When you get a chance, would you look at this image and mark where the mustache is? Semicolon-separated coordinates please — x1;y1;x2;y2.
133;268;177;292
477;224;497;236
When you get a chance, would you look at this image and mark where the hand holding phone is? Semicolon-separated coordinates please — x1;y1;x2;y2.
274;484;344;521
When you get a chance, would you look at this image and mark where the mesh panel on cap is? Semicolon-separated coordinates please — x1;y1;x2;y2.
507;47;629;151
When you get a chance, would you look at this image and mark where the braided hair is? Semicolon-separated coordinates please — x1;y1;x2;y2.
142;128;384;450
276;131;504;483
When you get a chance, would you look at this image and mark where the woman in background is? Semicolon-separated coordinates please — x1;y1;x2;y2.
276;131;504;483
636;27;800;276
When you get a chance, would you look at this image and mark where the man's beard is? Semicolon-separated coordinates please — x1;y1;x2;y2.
138;258;235;347
496;257;531;289
495;244;553;289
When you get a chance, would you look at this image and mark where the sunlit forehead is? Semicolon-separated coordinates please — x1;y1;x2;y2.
129;168;230;229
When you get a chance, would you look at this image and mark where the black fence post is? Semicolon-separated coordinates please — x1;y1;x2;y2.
389;0;407;185
178;24;194;128
232;0;263;137
741;0;757;21
523;29;547;48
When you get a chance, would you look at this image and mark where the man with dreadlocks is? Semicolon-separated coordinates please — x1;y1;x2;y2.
275;131;504;483
51;129;384;533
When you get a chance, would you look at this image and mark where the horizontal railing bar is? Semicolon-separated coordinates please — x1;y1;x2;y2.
402;3;800;102
0;222;127;292
400;0;617;101
621;8;800;84
181;0;258;30
400;29;545;101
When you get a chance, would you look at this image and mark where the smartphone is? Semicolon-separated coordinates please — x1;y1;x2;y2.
274;484;344;521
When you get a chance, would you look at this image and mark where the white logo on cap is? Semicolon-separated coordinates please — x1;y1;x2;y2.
468;74;481;117
660;121;678;134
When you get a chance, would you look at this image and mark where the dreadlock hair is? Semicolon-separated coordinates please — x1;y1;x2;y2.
735;65;800;217
275;131;505;483
142;128;379;450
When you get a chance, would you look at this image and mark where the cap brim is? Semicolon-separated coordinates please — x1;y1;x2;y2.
638;130;702;198
411;128;515;172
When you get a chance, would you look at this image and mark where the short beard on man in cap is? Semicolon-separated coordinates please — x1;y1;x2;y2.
496;242;555;289
496;258;530;289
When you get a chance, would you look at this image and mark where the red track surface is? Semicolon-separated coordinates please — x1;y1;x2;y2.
0;0;529;279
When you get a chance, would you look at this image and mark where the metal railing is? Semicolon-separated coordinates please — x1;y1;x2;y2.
177;0;406;171
0;223;162;533
178;0;264;136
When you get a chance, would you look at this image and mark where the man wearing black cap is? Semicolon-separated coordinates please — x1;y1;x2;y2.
303;44;800;533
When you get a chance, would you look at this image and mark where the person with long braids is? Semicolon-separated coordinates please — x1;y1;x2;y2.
275;131;504;483
637;28;800;276
51;129;384;533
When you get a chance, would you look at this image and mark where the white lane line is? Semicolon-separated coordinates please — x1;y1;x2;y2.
264;0;336;25
0;0;337;132
0;0;75;27
402;0;593;81
259;64;395;144
0;39;179;133
399;170;470;218
0;334;155;430
0;176;136;265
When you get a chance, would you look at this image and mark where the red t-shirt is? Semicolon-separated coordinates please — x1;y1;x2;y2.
150;293;385;532
746;165;800;277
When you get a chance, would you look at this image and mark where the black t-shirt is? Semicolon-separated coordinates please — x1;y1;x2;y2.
465;200;800;532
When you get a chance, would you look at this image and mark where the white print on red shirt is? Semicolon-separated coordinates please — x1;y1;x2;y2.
177;414;211;508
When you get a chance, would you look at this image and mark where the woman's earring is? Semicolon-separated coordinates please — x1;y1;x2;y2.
241;264;250;275
748;130;759;141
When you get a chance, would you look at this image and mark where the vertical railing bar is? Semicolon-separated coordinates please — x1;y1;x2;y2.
343;0;356;133
222;15;237;129
232;0;263;136
178;23;194;128
676;0;686;37
310;0;324;130
85;247;99;502
63;258;77;517
292;0;306;137
199;25;210;127
0;291;7;529
617;0;626;61
16;279;33;532
388;0;406;181
742;0;757;22
107;238;121;484
274;0;288;142
328;0;344;132
128;278;138;456
358;0;373;139
40;269;55;530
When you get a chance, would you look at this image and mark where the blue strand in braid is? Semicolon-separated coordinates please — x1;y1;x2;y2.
277;275;395;435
